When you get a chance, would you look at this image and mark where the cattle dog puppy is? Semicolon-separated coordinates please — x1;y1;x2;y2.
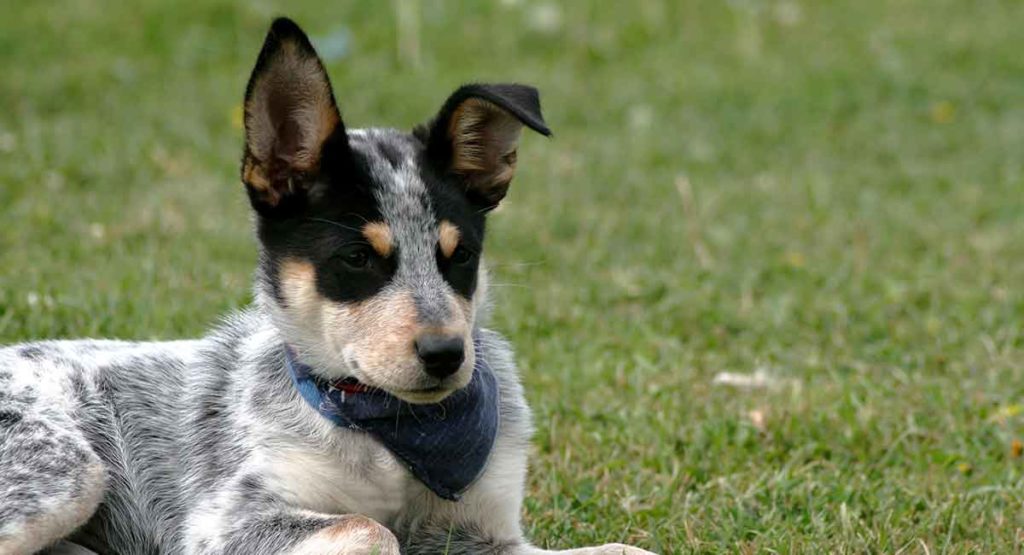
0;18;656;555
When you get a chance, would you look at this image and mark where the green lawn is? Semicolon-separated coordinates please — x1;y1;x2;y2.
2;1;1023;553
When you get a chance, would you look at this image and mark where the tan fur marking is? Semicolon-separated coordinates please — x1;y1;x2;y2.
242;157;268;191
323;515;387;541
361;222;393;257
343;291;419;362
438;220;461;258
289;515;400;555
242;156;282;205
279;259;319;316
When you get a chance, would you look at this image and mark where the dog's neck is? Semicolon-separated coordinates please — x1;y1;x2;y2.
282;338;500;501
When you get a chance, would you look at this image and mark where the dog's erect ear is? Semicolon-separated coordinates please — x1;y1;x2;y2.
423;84;551;210
241;18;347;212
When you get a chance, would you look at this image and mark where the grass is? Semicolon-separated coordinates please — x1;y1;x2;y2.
2;1;1023;552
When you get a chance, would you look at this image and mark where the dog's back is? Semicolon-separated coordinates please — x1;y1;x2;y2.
1;309;299;554
1;337;181;552
0;335;197;553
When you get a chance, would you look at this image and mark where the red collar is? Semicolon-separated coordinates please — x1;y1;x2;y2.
328;377;374;394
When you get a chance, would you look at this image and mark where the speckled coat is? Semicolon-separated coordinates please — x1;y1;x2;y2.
0;17;654;555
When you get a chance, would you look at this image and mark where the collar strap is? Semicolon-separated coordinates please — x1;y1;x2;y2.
324;375;373;395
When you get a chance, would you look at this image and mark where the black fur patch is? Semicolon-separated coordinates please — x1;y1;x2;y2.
377;141;405;170
0;410;22;426
18;345;49;360
257;147;398;306
420;163;486;299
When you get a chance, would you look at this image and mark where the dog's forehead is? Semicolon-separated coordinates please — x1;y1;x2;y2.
347;128;431;223
348;128;419;189
340;126;483;248
346;128;441;275
345;128;458;319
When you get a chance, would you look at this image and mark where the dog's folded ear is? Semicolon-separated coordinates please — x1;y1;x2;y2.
241;18;347;214
423;84;551;210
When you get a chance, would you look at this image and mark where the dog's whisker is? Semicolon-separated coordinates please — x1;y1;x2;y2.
485;261;545;268
341;212;371;225
304;217;364;233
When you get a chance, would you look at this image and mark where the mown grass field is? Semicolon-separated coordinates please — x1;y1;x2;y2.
2;1;1023;553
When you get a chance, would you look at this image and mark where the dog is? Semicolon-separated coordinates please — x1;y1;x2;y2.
0;18;656;555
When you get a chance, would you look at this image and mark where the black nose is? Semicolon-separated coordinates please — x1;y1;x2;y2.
415;334;465;379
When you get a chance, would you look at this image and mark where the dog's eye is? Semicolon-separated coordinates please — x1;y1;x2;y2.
336;247;371;270
451;245;473;265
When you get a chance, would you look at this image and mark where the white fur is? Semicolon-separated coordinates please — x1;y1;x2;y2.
0;462;106;555
257;438;411;524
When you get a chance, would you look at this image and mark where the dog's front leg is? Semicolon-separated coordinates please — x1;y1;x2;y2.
405;531;656;555
401;440;656;555
525;546;658;555
404;522;656;555
182;481;399;555
277;514;400;555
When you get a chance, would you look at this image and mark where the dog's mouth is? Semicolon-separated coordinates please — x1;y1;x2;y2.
388;385;456;404
330;375;455;404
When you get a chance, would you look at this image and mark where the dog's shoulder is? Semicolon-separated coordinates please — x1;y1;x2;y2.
0;337;203;407
475;327;533;441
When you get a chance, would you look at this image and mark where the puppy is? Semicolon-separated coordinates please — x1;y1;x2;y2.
0;18;656;555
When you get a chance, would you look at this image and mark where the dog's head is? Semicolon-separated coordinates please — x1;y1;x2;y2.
241;18;549;404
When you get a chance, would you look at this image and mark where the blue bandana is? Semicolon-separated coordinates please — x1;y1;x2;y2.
283;340;499;501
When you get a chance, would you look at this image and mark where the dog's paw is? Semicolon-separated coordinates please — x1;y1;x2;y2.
586;544;658;555
288;515;401;555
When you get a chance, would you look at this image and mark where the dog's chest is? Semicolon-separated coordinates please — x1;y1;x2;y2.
257;432;413;524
